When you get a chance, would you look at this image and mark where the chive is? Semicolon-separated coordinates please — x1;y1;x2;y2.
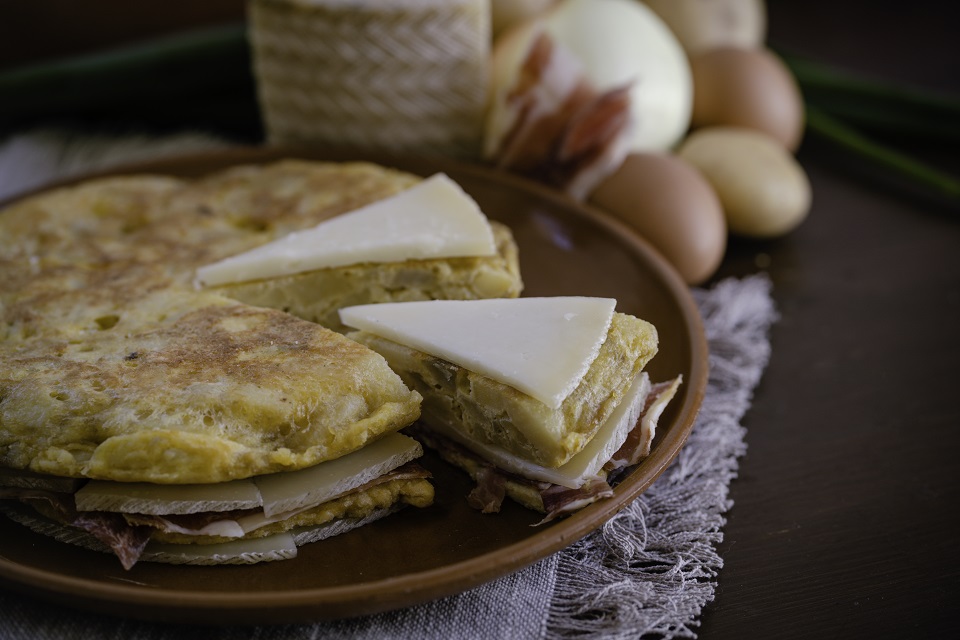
805;106;960;204
781;52;960;143
0;23;256;126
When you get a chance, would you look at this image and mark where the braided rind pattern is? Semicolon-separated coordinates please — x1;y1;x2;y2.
250;0;490;156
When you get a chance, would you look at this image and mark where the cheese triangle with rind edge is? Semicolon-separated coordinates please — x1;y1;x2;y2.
339;296;617;409
195;173;497;287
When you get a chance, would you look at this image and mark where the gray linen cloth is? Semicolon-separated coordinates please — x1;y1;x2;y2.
0;130;777;639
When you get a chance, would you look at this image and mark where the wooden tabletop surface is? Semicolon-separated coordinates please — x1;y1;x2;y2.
2;1;957;637
702;2;959;637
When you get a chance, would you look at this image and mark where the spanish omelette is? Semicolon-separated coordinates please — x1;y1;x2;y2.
0;160;519;485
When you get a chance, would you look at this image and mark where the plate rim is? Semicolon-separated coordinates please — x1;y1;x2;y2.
0;145;708;622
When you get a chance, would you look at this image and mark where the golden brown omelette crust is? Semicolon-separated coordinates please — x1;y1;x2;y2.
1;161;435;483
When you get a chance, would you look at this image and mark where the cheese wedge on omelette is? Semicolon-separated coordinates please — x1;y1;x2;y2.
340;298;681;521
197;172;522;332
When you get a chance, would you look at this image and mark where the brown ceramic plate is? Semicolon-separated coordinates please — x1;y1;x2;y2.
0;147;708;624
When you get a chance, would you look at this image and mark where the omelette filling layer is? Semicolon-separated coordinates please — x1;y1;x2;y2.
0;434;433;569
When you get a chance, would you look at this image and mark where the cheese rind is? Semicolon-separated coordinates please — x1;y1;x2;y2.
254;433;422;517
339;297;617;409
74;478;262;515
143;533;299;565
0;468;84;493
195;174;496;287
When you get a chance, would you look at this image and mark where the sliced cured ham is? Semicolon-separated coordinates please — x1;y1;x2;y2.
485;32;634;200
407;375;681;522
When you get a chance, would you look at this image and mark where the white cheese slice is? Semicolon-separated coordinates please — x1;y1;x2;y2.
194;173;496;287
339;297;617;409
74;433;420;523
74;478;262;515
427;372;651;488
0;468;84;493
142;533;298;566
253;432;422;519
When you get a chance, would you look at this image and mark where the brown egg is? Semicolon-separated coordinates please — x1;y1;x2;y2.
589;153;727;285
690;47;805;151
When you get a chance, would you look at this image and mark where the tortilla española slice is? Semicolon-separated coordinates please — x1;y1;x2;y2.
198;172;523;332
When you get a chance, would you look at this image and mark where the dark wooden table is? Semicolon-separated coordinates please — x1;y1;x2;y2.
2;1;957;637
701;2;960;637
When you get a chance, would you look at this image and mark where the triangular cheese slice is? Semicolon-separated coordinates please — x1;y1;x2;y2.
339;297;617;409
195;173;496;287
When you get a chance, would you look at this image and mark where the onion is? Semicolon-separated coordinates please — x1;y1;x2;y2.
487;0;692;155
